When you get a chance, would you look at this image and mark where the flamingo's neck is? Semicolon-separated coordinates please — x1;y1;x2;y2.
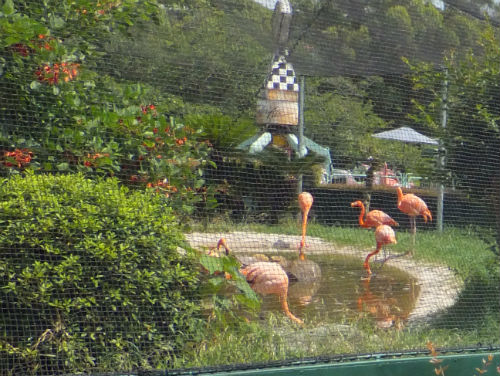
396;187;404;206
298;251;305;261
301;211;309;235
300;210;309;258
217;239;230;255
357;203;366;226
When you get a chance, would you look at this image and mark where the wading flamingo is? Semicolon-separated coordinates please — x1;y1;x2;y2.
284;191;322;283
363;225;397;275
351;200;399;228
217;238;321;282
298;191;313;260
240;261;303;324
216;238;303;324
396;187;432;247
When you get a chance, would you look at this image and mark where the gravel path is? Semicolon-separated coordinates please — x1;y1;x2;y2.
186;231;463;325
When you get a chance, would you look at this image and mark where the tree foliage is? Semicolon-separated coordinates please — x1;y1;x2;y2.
0;0;215;221
290;0;488;76
407;22;500;241
103;0;272;112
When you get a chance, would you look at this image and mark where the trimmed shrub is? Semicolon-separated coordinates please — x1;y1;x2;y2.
0;173;202;375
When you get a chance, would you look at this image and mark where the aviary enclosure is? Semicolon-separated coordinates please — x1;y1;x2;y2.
0;0;499;375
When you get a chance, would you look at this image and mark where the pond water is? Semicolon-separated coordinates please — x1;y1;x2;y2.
257;254;420;328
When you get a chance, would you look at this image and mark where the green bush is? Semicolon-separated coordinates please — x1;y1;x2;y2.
0;173;203;375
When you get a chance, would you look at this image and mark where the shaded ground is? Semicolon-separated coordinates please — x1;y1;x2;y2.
186;231;463;325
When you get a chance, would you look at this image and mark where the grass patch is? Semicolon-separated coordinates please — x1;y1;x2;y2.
175;311;499;369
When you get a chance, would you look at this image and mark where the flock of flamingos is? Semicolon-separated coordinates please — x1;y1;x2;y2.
207;187;432;325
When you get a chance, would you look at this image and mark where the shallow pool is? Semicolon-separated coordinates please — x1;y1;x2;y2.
259;254;420;328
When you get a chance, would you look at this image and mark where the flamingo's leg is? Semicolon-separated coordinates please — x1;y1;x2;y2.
373;246;390;271
378;245;392;268
411;217;416;242
409;216;416;255
363;248;380;275
280;293;303;325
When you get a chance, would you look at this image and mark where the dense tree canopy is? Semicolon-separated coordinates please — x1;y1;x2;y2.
2;0;498;194
408;23;500;240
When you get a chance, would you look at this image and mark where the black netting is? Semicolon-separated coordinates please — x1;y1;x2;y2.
0;0;499;374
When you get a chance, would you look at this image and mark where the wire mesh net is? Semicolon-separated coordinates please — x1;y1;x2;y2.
0;0;499;374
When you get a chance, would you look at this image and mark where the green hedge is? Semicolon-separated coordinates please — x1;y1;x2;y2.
0;173;202;375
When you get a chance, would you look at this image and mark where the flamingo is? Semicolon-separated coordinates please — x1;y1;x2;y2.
216;238;303;324
363;224;397;275
298;191;313;260
396;187;432;247
240;261;303;324
280;191;322;284
350;200;399;228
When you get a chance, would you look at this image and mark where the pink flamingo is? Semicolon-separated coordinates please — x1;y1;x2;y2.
363;225;397;275
396;187;432;247
298;192;313;260
351;200;398;228
240;261;303;324
216;238;303;324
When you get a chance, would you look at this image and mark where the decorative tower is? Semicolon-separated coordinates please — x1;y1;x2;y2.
237;0;334;183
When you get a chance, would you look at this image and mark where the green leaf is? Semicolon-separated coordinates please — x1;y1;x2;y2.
30;80;41;90
2;0;15;15
199;254;223;274
49;15;65;29
56;162;69;171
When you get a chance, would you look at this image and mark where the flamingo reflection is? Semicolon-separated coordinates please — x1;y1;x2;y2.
357;276;407;329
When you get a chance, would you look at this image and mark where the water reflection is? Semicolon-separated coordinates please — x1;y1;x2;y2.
289;280;322;307
269;256;322;306
259;254;419;328
357;276;409;329
268;256;321;283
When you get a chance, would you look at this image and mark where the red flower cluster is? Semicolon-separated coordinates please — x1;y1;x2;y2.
2;149;33;168
35;62;80;85
96;0;122;15
9;34;54;57
141;104;156;114
146;179;178;197
36;34;55;51
129;175;148;183
175;137;188;145
134;104;157;124
83;152;110;167
10;43;30;57
76;1;121;17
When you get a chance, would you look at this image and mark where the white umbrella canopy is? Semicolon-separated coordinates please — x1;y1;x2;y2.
372;126;438;145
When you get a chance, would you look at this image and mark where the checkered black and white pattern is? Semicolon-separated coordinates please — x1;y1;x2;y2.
266;56;299;92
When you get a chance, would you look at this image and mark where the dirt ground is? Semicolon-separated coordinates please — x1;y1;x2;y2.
185;231;463;325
